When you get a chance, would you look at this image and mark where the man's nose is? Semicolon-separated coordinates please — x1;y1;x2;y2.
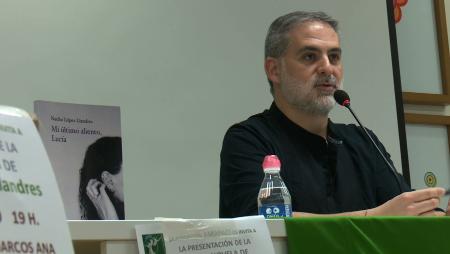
317;56;333;75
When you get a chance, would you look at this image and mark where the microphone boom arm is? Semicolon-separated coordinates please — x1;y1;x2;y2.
346;105;405;193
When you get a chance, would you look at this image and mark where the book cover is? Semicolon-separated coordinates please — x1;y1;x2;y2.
34;100;124;220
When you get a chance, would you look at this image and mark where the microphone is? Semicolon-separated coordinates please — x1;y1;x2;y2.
333;90;404;192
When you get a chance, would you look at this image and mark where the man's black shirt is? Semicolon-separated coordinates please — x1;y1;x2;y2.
219;103;410;218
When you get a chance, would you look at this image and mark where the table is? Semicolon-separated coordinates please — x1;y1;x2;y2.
71;217;450;254
69;219;288;254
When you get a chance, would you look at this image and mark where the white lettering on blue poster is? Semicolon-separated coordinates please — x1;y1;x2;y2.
259;204;292;218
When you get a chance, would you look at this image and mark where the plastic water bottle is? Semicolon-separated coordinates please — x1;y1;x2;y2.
257;155;292;218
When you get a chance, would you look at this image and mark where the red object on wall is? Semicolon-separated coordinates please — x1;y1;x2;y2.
394;0;408;23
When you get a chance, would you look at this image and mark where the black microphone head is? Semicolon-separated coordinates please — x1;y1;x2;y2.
334;90;351;107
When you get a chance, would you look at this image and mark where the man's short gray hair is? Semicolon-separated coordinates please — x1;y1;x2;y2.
264;11;339;93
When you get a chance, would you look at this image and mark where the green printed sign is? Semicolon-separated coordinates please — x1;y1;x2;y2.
0;106;74;254
136;216;274;254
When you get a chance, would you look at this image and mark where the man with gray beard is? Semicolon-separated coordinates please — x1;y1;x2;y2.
219;11;447;218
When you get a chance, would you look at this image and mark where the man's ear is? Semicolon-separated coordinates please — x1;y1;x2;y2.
101;171;114;191
264;57;281;85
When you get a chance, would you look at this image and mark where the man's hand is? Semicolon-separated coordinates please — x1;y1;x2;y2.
369;187;445;216
291;188;446;217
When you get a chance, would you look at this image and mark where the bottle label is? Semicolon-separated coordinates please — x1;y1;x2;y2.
259;204;292;218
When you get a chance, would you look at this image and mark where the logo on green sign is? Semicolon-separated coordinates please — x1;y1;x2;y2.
143;233;166;254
